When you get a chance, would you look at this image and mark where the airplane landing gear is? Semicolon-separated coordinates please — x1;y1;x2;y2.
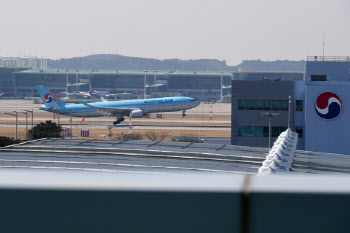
182;110;186;118
113;117;125;125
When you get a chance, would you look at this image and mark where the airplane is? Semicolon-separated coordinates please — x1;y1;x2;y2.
36;85;200;125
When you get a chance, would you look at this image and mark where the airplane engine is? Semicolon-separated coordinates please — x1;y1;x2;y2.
130;110;143;118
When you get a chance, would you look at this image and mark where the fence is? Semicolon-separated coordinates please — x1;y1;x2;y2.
81;129;89;137
307;56;350;62
60;127;70;137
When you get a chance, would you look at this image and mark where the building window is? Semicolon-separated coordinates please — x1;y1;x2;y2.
311;75;327;81
296;126;303;138
237;99;289;111
238;100;245;110
238;126;288;137
263;100;271;110
296;100;303;111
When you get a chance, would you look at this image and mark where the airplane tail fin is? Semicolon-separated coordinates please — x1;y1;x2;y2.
35;85;66;108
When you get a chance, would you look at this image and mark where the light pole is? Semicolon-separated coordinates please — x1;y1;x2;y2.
261;112;280;148
144;70;147;98
20;110;29;140
288;96;291;129
153;70;157;97
1;111;18;140
220;72;223;102
26;109;34;130
70;109;72;139
27;109;34;139
66;70;69;93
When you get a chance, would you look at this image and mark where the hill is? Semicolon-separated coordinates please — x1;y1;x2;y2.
47;54;305;72
48;54;231;71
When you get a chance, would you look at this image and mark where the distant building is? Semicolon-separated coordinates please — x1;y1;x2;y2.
231;56;350;155
0;68;303;101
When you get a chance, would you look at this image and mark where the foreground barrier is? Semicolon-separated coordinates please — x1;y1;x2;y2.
258;129;298;175
0;170;349;233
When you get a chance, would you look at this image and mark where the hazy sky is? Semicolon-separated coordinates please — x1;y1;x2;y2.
1;0;349;65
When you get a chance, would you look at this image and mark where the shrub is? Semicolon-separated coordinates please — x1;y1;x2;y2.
115;132;143;141
143;130;170;141
28;120;62;139
0;137;21;147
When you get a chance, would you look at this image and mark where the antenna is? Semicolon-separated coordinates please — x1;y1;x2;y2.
322;33;326;60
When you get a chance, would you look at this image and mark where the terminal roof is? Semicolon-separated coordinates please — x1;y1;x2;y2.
1;139;350;175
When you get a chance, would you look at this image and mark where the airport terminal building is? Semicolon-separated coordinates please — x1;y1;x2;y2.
1;69;234;101
0;63;303;102
231;56;350;155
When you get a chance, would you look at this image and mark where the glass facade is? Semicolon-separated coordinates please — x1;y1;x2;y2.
238;126;288;137
10;70;234;100
4;70;303;99
238;100;289;111
232;72;304;81
296;100;303;111
0;67;29;96
296;126;303;138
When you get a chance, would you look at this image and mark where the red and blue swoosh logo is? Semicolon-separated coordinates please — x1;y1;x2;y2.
315;92;342;120
44;93;53;103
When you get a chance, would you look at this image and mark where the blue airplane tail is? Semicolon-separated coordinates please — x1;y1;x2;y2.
35;85;66;108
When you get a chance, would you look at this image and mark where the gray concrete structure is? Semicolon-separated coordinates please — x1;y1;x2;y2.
231;80;294;148
2;138;350;174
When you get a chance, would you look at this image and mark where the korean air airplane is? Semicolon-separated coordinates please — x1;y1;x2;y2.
36;85;200;125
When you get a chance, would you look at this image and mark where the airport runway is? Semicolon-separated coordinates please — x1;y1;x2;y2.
0;117;231;124
0;123;230;131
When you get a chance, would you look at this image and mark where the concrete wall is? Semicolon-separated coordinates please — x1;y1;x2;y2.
305;82;350;155
231;80;294;147
305;61;350;81
293;81;305;149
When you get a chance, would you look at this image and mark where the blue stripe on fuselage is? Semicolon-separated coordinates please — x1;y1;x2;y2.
56;96;199;116
87;97;196;108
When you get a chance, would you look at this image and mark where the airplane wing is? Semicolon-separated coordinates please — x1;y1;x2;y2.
85;103;139;117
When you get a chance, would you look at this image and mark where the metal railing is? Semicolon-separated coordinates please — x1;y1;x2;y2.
307;56;350;62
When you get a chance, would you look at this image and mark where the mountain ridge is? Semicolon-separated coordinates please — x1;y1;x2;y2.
47;54;305;72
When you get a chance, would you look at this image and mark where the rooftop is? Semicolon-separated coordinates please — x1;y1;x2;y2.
307;56;350;62
1;138;349;175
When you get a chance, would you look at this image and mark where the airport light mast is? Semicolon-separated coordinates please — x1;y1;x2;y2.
288;95;292;129
261;112;280;148
220;72;223;102
144;70;147;98
1;111;18;140
20;109;33;140
154;70;157;97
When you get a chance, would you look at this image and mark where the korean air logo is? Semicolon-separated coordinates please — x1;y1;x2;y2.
315;92;343;120
44;93;53;103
